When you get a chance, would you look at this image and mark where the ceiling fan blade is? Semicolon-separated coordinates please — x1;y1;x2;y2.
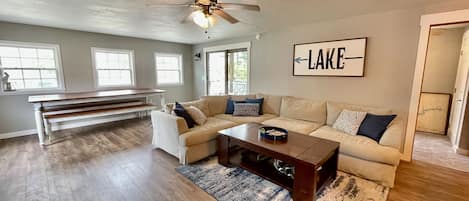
218;3;260;11
213;10;239;24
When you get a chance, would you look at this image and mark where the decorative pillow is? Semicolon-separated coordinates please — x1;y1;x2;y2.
332;109;367;135
358;114;397;142
173;102;196;128
163;104;173;114
165;100;210;117
233;103;260;116
225;98;246;114
246;98;264;115
186;106;208;125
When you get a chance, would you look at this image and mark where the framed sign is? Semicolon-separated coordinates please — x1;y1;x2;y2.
293;37;367;77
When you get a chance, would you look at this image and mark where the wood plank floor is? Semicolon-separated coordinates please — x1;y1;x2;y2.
1;118;468;201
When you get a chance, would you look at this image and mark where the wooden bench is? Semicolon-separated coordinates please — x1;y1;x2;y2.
42;101;158;139
28;89;166;145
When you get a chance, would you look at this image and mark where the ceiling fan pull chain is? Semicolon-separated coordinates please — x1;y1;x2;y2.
205;29;211;39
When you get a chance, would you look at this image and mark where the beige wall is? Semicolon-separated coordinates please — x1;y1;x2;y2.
193;1;469;152
0;21;194;134
422;28;465;94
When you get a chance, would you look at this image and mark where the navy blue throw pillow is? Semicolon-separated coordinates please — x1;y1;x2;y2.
173;102;196;128
225;98;246;114
357;114;397;142
246;98;264;115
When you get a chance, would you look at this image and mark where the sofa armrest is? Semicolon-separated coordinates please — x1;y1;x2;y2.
151;111;189;157
379;118;404;151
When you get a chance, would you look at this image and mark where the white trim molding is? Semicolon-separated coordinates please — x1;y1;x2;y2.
0;40;66;95
404;9;469;161
202;42;251;95
90;47;136;89
154;52;184;86
455;147;469;156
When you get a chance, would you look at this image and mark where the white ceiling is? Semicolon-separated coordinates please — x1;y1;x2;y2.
0;0;448;44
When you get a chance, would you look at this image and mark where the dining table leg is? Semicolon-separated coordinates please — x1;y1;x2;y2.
33;104;46;145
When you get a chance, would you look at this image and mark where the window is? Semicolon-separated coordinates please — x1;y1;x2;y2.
155;53;183;86
92;48;135;88
206;48;249;95
0;41;64;93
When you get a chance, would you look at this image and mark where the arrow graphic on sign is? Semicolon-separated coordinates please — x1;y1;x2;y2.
344;56;364;60
294;57;308;64
294;56;363;64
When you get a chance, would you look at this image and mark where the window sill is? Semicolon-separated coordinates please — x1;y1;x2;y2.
95;85;137;91
157;83;184;87
0;88;65;96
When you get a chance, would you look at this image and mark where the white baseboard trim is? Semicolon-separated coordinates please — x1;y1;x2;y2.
0;114;141;140
0;129;37;140
456;147;469;156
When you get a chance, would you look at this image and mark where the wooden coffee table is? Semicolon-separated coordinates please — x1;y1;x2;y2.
217;123;339;201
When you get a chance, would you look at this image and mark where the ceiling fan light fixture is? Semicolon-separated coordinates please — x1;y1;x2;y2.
208;15;217;26
192;10;210;29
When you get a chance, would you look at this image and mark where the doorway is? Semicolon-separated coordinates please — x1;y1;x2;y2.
203;42;250;95
411;22;469;172
405;9;469;162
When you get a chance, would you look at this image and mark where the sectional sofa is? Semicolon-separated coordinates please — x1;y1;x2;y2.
151;94;404;187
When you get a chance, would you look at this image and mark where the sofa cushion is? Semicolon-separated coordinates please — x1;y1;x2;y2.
226;95;257;114
173;102;196;128
233;103;260;116
358;114;397;142
262;117;323;135
280;96;326;124
185;106;208;125
379;118;404;150
179;117;237;147
332;109;367;135
165;99;210;117
246;98;264;115
201;95;229;116
225;99;245;114
327;101;393;126
256;93;282;115
310;126;401;165
214;114;277;124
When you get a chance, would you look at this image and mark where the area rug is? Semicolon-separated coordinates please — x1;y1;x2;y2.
176;158;389;201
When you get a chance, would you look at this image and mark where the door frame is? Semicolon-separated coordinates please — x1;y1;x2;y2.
404;9;469;161
202;42;251;96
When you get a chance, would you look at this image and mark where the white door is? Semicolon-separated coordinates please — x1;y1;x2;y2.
449;30;469;145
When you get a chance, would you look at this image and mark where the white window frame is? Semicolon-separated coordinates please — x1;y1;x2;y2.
202;42;251;95
0;40;65;95
154;53;184;86
91;47;136;89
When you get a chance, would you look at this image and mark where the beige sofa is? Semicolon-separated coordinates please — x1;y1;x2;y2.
151;94;404;187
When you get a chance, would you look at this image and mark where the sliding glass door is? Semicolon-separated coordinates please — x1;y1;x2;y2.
206;48;248;95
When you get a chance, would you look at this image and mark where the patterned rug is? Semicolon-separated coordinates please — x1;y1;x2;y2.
176;158;389;201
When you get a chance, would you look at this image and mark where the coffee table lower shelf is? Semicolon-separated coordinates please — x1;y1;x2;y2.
232;150;294;191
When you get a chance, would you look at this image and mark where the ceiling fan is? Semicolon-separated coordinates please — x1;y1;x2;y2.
146;0;261;29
